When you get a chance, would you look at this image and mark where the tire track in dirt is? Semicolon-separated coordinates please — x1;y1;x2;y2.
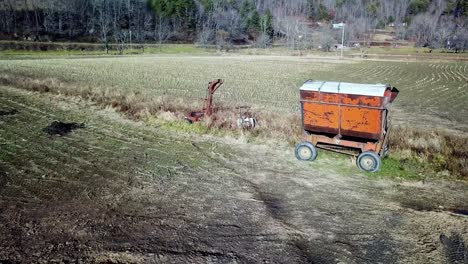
1;87;299;262
188;141;325;262
1;82;468;263
0;89;191;178
0;90;176;148
189;140;403;263
0;110;129;183
0;92;161;208
199;137;467;263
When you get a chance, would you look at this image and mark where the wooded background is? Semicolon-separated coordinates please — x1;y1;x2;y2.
0;0;467;51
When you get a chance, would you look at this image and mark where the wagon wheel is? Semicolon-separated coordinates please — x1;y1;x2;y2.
295;142;318;162
357;152;381;173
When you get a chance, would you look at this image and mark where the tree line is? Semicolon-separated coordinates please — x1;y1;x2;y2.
0;0;467;51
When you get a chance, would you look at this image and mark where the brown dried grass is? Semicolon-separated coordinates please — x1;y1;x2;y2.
390;126;468;178
1;73;466;179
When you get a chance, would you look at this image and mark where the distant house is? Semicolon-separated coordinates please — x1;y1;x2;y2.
446;35;465;52
334;44;350;50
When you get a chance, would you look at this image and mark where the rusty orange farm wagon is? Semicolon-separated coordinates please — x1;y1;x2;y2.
295;80;399;172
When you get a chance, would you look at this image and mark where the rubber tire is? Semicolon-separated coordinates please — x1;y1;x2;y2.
295;142;318;162
357;151;382;173
185;118;193;125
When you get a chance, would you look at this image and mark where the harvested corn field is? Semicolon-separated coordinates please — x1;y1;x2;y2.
0;56;467;127
2;55;467;178
1;53;468;263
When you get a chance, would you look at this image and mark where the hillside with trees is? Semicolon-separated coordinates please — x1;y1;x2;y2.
0;0;467;51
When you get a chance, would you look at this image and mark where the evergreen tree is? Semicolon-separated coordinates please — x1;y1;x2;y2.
200;0;214;12
249;9;260;33
451;0;468;17
240;0;254;29
149;0;168;16
408;0;430;15
261;9;274;38
240;0;260;35
307;0;316;18
149;0;196;29
318;3;330;20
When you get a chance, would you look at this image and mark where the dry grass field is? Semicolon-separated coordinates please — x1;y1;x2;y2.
1;53;468;262
0;56;466;125
1;55;467;177
1;85;467;263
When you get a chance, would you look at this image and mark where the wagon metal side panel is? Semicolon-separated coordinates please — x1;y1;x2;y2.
300;90;385;140
302;102;339;134
340;106;382;140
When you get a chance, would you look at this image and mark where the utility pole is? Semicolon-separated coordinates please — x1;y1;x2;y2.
333;22;346;59
341;23;345;58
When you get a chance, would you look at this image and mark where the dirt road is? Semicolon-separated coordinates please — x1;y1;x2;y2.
0;86;467;263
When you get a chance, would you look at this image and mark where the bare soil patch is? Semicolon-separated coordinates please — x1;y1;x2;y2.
440;233;468;263
42;121;85;136
0;62;467;262
0;108;17;116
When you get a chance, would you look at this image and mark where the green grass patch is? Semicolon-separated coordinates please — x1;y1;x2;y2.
161;120;211;134
0;142;17;160
373;155;423;180
308;148;426;180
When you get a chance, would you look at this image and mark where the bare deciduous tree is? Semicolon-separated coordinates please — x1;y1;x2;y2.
0;0;466;53
96;0;111;53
